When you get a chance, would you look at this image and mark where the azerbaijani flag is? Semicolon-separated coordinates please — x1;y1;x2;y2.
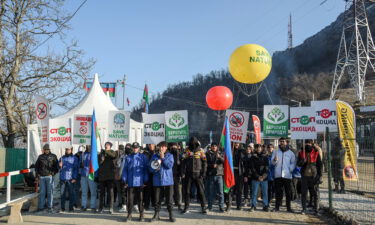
101;83;116;97
88;110;100;180
143;84;149;113
221;116;235;193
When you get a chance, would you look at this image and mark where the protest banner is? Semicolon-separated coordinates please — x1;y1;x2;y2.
225;110;249;143
263;105;289;137
311;100;337;132
165;110;189;142
290;107;317;140
73;114;92;145
108;111;130;142
142;113;165;144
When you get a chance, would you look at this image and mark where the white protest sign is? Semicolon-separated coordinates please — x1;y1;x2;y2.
290;107;317;140
108;111;130;142
142;113;165;144
225;109;250;143
311;100;337;132
73;114;92;145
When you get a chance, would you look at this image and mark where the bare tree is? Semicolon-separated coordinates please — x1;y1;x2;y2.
0;0;94;147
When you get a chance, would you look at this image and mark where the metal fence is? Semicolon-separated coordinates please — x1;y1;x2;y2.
320;117;375;225
0;148;27;187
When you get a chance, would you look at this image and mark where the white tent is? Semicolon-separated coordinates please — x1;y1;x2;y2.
28;74;143;164
54;73;143;144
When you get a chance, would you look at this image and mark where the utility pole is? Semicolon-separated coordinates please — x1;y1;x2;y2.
288;13;293;49
330;0;375;103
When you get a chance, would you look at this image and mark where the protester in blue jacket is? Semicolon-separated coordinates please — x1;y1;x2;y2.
150;141;175;222
80;145;97;212
122;142;149;222
59;147;79;212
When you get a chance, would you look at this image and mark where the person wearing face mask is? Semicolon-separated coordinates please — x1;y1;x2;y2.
297;140;322;215
249;144;269;212
169;142;183;211
271;137;296;213
181;137;207;214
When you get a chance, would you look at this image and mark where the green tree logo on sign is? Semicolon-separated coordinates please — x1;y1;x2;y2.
169;113;185;128
58;127;67;136
267;107;285;123
151;122;161;131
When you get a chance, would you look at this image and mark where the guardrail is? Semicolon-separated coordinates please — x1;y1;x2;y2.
0;168;34;205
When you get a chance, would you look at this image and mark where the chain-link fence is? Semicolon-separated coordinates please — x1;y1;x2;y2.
320;117;375;225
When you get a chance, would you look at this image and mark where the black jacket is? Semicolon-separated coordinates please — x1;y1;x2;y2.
181;148;207;177
243;152;253;178
233;148;246;176
171;149;182;178
206;150;224;176
35;153;59;177
249;153;269;181
98;149;117;182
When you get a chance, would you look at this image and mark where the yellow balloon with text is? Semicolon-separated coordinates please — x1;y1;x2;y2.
229;44;272;84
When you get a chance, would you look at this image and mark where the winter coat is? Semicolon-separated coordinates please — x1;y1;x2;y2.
297;148;322;179
122;152;149;187
181;148;207;177
59;154;79;181
206;150;224;176
98;149;117;182
35;153;59;177
150;152;174;186
80;151;91;177
271;147;296;179
249;153;269;181
171;149;182;178
233;148;246;176
267;155;275;181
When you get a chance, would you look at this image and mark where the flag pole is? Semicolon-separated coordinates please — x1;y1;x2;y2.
122;75;127;110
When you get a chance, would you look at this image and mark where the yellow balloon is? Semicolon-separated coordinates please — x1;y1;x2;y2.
229;44;272;84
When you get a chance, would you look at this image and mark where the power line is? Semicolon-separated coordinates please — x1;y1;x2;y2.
30;0;88;53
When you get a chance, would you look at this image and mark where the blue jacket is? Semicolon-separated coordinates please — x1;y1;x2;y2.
122;153;149;187
80;151;91;177
267;155;275;181
271;148;296;179
59;154;79;181
150;152;174;186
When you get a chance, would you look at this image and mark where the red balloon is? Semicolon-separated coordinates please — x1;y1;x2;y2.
206;86;233;110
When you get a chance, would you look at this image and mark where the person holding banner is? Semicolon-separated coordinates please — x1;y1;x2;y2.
271;137;296;213
80;145;98;212
59;147;79;212
98;142;117;214
181;137;207;214
35;144;59;213
297;140;323;215
149;141;176;222
122;142;149;222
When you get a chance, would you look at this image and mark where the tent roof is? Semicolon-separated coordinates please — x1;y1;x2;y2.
54;74;119;127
